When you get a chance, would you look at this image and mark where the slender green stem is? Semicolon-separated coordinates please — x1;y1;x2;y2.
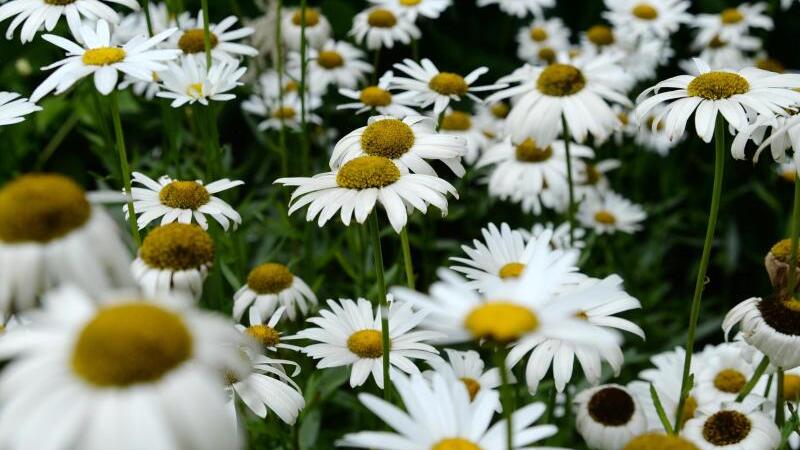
109;92;141;246
787;175;800;295
494;347;513;450
298;0;309;173
673;114;726;432
275;0;288;177
399;227;415;289
368;212;392;400
35;111;79;169
736;356;770;401
141;0;154;36
200;0;213;67
778;370;786;426
561;115;575;246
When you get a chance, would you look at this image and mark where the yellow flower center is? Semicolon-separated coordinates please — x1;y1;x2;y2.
537;47;556;64
246;324;281;347
347;329;384;358
622;434;699;450
71;303;192;387
273;106;297;119
360;86;393;107
285;80;299;92
683;395;698;424
757;57;785;74
361;119;416;159
317;50;344;69
44;0;76;4
537;63;586;96
246;262;294;294
631;3;658;20
713;369;746;393
498;262;525;279
177;29;219;54
431;438;482;450
702;410;751;446
618;111;629;125
0;173;90;244
429;73;469;96
646;116;665;131
594;210;617;225
399;0;422;5
784;374;800;401
292;9;321;26
515;138;553;162
187;82;204;97
367;9;397;28
140;223;214;270
529;26;548;42
588;386;636;426
709;35;727;49
687;72;750;100
585;165;601;185
336;156;401;189
782;169;797;183
587;25;615;46
440;111;473;131
82;47;126;66
159;180;210;209
460;377;481;400
490;102;509;118
464;302;538;343
770;238;797;263
720;8;744;24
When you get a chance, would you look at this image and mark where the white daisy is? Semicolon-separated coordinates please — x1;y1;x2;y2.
30;20;179;102
337;71;420;118
232;262;317;322
776;160;798;184
0;0;138;43
131;223;214;299
281;7;332;51
635;58;800;143
171;13;258;62
519;221;587;251
424;349;502;401
472;101;509;141
157;55;247;107
693;3;773;48
330;115;468;176
116;1;190;42
516;17;571;65
288;39;372;92
732;113;800;167
0;173;132;314
242;91;322;131
683;398;780;450
623;433;703;450
125;172;243;230
0;285;245;450
0;91;40;125
236;306;302;353
578;191;646;235
487;52;632;145
603;0;692;39
575;159;621;199
476;0;554;18
693;342;766;407
390;58;506;115
687;34;761;71
338;372;560;450
436;108;491;164
723;295;800;370
574;384;648;450
350;6;420;50
370;0;452;20
635;107;682;156
295;298;441;388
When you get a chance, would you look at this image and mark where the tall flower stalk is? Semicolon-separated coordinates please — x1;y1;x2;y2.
495;346;513;450
562;115;576;245
200;0;213;67
298;0;309;173
399;227;415;289
275;0;288;176
367;212;392;400
109;91;141;245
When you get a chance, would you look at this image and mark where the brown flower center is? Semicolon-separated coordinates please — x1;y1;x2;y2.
529;26;548;42
515;138;553;162
178;29;219;54
702;410;751;446
440;111;473;131
292;9;320;26
159;180;210;209
587;25;615;46
247;263;294;294
631;3;658;20
361;119;415;159
588;387;636;426
687;72;750;100
537;64;586;96
139;223;214;270
317;50;344;69
367;9;397;28
429;73;469;96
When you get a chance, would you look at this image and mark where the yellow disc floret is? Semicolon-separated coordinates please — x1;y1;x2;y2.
587;25;615;46
0;173;91;243
720;8;744;24
178;29;219;54
702;410;751;445
538;47;556;64
71;303;192;386
82;47;126;66
159;180;210;209
491;102;509;119
687;72;750;100
361;119;416;159
440;111;473;131
247;262;294;294
623;434;699;450
400;0;422;5
246;324;281;347
631;3;659;20
317;50;344;69
498;262;525;279
359;86;393;107
537;63;586;96
594;210;617;225
336;156;401;189
515;138;553;162
139;223;214;270
431;438;481;450
460;377;481;400
367;8;397;28
784;374;800;401
45;0;76;4
347;329;384;358
465;302;538;342
713;369;746;393
429;73;469;96
273;106;297;119
292;9;320;26
529;26;548;42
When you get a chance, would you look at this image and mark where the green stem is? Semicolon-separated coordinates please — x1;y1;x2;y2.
778;369;786;426
787;175;800;296
561;115;575;246
399;227;415;289
435;111;445;132
275;0;288;177
109;92;141;246
494;347;513;450
298;0;309;174
368;212;392;400
141;0;154;36
673;114;726;432
35;111;79;169
200;0;212;67
736;356;770;401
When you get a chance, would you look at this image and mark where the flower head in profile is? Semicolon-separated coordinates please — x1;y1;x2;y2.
157;56;247;107
170;12;258;62
233;262;317;322
578;191;646;235
289;39;372;92
370;0;452;20
516;17;571;65
350;6;420;50
242;91;322;131
0;91;40;126
338;71;420;118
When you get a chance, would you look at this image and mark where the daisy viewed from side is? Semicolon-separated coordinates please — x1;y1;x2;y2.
578;191;646;235
0;91;40;125
125;172;243;230
603;0;692;39
337;71;419;118
574;384;648;450
350;6;420;50
436;109;490;165
519;221;587;251
476;0;555;18
288;39;372;92
171;13;258;62
723;294;800;370
516;17;571;65
370;0;452;20
425;349;502;401
295;298;441;388
232;262;317;322
242;91;322;131
157;56;247;107
237;306;301;354
693;3;773;48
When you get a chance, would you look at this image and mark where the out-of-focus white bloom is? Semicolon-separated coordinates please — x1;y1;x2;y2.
477;0;554;18
242;91;322;131
369;0;452;20
0;0;138;42
282;7;332;51
693;3;773;48
350;6;420;50
578;191;646;235
516;18;571;65
157;56;247;107
288;39;372;93
338;71;419;118
170;13;258;62
603;0;692;39
0;91;40;125
435;109;490;164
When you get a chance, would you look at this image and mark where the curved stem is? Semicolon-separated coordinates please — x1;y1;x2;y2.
368;212;392;400
673;114;726;432
561;115;575;246
399;227;415;289
736;355;770;401
777;369;786;426
200;0;212;68
275;0;288;177
495;346;513;450
141;0;154;36
109;92;141;246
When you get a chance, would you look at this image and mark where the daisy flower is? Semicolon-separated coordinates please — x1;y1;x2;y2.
282;7;332;51
683;398;780;450
635;58;800;143
693;342;766;406
116;1;190;41
330;115;468;176
450;222;585;292
732;113;800;167
171;13;258;62
350;6;420;50
236;306;302;354
131;223;214;299
157;56;247;107
295;298;441;388
476;0;555;18
125;172;243;230
578;191;646;235
574;384;648;450
370;0;452;20
0;91;40;125
487;53;632;145
0;285;245;450
390;58;505;115
424;349;502;401
687;34;761;71
764;238;799;296
288;39;372;92
232;262;317;322
436;109;490;164
242;91;322;132
776;161;798;183
576;159;621;197
603;0;692;39
276;155;458;233
337;71;420;118
519;221;587;251
623;434;701;450
693;3;773;48
472;101;510;140
338;372;561;450
516;17;571;65
635;108;682;156
30;20;179;102
0;173;132;314
0;0;138;43
723;295;800;370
